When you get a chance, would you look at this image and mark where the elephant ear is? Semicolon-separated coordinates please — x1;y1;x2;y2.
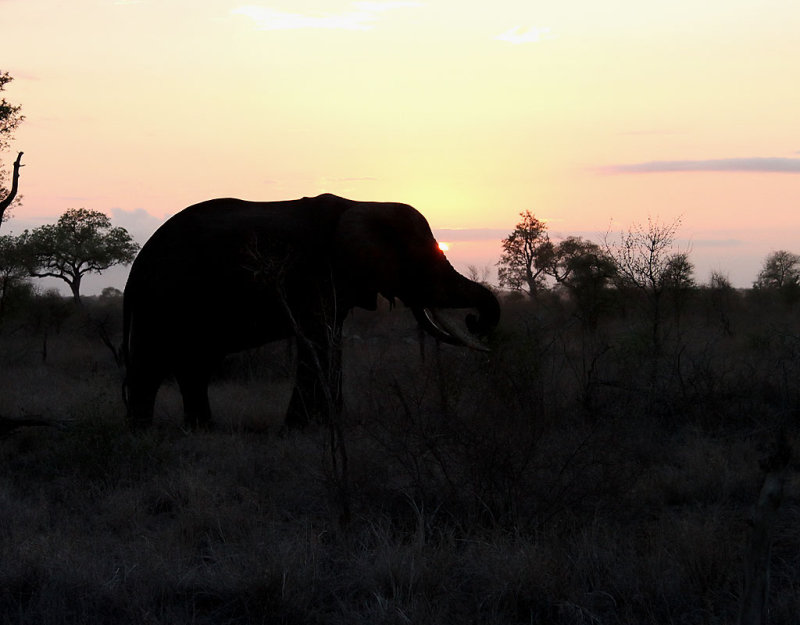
333;203;403;310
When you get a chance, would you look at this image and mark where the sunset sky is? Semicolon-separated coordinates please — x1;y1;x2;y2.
3;0;800;291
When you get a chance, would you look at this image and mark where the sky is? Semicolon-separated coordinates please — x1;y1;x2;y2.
2;0;800;293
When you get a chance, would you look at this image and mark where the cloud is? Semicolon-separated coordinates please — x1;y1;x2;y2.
109;207;166;244
232;2;421;31
495;26;554;44
601;157;800;174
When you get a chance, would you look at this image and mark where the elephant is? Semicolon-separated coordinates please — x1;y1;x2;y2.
122;193;500;429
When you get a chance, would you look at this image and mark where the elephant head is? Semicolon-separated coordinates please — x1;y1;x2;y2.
332;199;500;349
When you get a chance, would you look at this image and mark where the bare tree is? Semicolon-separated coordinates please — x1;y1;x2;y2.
465;264;493;287
0;152;23;227
604;216;685;351
0;71;25;228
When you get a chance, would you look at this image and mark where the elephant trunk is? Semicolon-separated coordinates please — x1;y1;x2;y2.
463;280;500;336
413;271;500;350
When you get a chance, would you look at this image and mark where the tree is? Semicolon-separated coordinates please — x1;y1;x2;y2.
754;250;800;289
465;264;493;288
0;153;23;227
497;210;554;296
662;252;696;290
662;252;696;328
753;250;800;305
19;208;140;305
709;270;732;291
549;236;616;287
549;236;617;327
0;71;25;227
0;234;30;321
604;216;685;351
707;270;735;336
606;217;682;293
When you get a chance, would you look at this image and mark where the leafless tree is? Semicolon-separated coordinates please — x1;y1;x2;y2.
0;71;25;229
604;216;687;352
465;264;493;287
0;152;23;228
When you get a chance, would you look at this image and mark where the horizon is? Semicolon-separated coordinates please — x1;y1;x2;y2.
3;0;800;291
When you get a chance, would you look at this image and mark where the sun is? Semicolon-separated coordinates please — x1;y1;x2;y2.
438;242;450;252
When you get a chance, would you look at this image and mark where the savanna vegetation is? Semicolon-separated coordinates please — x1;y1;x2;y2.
1;240;799;624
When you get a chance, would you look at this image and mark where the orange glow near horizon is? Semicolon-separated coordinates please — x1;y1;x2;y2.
2;1;800;288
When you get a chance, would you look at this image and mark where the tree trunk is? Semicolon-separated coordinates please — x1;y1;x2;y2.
0;152;23;228
70;276;83;306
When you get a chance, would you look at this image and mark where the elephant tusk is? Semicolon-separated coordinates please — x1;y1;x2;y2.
424;308;490;352
415;308;464;347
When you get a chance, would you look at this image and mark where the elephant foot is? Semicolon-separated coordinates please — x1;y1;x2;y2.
185;421;215;433
128;416;154;430
126;406;154;430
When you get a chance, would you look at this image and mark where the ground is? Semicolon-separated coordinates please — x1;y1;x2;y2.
0;291;798;624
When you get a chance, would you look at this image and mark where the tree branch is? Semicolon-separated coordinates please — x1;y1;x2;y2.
29;270;75;285
0;152;23;225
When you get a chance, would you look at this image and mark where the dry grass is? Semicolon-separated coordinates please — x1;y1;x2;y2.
0;291;799;624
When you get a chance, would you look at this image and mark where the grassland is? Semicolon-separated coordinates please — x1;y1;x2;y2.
0;288;798;624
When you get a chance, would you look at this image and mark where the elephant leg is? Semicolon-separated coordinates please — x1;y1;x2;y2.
175;364;213;429
285;325;343;429
125;365;162;429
